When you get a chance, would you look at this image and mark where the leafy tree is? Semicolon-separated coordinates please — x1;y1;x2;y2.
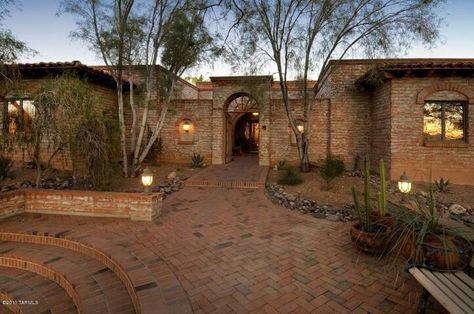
61;0;216;176
131;6;216;174
227;0;443;172
0;0;35;99
60;0;137;177
32;76;116;189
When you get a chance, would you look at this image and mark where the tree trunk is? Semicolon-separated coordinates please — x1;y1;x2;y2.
134;79;175;174
133;69;155;171
34;129;42;188
116;84;128;177
128;73;137;160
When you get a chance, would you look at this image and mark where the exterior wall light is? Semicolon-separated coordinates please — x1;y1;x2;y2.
141;168;154;193
183;120;191;133
398;172;412;203
296;121;304;133
252;112;259;116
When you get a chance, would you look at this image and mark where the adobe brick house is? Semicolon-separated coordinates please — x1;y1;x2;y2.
1;59;473;185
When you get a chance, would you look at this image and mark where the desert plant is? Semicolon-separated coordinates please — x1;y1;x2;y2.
0;155;13;180
277;159;286;170
352;157;372;231
434;177;450;193
390;177;473;270
377;159;387;216
191;153;204;168
320;155;345;189
278;167;303;185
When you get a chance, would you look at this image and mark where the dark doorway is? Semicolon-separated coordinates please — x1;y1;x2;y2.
233;112;260;156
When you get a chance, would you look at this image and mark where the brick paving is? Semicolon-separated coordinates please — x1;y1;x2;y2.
0;160;448;313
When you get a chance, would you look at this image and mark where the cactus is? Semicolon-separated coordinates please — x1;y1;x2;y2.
352;186;362;223
377;159;387;216
363;157;371;228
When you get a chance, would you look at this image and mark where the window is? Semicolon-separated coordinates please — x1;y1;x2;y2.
2;99;36;135
423;101;466;142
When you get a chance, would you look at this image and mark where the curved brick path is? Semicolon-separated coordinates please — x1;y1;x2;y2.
0;185;446;313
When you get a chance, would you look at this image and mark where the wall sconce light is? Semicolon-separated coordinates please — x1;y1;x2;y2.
252;112;259;116
296;121;304;133
141;168;154;194
182;120;191;133
398;172;412;203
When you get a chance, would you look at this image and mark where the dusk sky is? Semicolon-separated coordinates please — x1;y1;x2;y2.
4;0;474;78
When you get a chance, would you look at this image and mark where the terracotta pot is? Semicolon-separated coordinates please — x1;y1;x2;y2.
350;223;391;255
402;233;473;271
370;211;394;228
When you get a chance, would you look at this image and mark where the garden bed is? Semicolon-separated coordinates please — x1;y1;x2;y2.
267;167;474;226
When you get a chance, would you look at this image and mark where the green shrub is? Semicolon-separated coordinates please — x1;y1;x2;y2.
0;155;13;180
278;167;303;185
277;159;286;170
320;155;345;189
191;153;204;168
435;177;450;193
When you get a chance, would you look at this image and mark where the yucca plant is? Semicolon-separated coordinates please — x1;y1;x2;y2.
434;177;450;193
191;153;204;168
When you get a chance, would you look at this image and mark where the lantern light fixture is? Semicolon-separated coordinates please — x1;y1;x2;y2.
141;168;154;193
296;121;304;133
182;120;191;133
398;172;412;203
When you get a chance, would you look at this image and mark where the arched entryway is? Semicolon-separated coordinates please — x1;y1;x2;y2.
225;93;259;163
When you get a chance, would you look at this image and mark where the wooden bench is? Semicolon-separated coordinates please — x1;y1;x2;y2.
409;267;474;313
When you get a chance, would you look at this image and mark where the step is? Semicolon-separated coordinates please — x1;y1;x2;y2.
0;266;77;313
0;241;134;314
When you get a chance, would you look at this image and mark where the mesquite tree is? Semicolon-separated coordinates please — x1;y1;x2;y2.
228;0;443;172
61;0;137;177
131;5;215;174
62;0;215;176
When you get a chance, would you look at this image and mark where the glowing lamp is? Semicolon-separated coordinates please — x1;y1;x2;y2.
183;120;191;133
141;168;154;193
398;172;412;202
252;112;259;116
296;121;304;133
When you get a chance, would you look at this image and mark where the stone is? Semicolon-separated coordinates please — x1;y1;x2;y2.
167;171;177;180
326;214;340;222
449;204;467;215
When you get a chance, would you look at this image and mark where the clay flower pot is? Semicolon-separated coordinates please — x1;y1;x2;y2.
350;223;391;255
402;233;473;271
370;211;394;229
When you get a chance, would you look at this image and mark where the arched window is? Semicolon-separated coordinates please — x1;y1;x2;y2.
226;94;258;113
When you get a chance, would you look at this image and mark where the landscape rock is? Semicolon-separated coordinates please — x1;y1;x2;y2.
265;183;354;222
167;171;177;180
449;204;467;215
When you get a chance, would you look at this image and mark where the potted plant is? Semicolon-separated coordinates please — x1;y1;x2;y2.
393;180;473;271
370;159;394;227
350;157;391;255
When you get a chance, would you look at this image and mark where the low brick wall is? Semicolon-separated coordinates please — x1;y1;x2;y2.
0;189;162;221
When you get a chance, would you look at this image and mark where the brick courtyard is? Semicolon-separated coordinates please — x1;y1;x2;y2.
0;182;449;313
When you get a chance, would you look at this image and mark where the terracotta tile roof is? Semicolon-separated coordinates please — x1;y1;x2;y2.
9;61;121;88
382;60;474;70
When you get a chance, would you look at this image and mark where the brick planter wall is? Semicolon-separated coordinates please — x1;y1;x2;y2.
0;189;162;221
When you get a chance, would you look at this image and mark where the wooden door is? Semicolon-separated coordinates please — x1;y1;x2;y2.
225;116;233;163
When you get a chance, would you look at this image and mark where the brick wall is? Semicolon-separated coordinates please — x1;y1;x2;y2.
1;79;118;170
0;189;162;221
390;77;474;185
370;81;392;175
315;63;372;170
